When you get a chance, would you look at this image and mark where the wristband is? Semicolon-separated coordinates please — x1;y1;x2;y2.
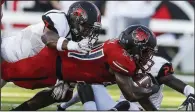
67;40;78;51
183;85;194;97
57;37;66;51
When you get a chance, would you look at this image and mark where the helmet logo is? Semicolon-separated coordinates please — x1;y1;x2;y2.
132;27;150;44
72;5;88;23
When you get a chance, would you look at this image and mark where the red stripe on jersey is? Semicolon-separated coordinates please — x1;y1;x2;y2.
12;23;29;28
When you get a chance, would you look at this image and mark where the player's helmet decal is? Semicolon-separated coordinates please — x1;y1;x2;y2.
132;27;150;44
72;5;88;24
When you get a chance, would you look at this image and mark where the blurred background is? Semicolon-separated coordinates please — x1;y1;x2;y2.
1;0;194;110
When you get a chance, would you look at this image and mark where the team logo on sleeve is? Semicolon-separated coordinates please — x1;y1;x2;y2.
132;27;150;44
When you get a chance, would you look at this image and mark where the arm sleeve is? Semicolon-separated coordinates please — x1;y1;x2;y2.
156;63;174;80
42;10;70;38
149;56;174;78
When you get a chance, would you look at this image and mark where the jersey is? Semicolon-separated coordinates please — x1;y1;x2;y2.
1;39;137;89
119;56;173;110
1;10;71;63
59;39;136;83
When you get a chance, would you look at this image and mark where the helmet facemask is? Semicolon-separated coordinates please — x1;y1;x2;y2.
71;20;101;48
127;46;157;72
138;47;157;71
68;4;101;48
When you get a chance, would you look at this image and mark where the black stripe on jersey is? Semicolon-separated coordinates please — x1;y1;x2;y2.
9;76;48;81
42;15;58;34
56;56;63;80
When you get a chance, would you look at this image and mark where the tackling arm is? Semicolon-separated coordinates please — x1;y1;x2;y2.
158;75;189;94
156;62;194;110
41;27;90;53
41;10;90;53
41;27;69;50
156;63;194;96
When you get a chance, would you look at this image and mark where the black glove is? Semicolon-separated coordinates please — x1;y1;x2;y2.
178;93;195;111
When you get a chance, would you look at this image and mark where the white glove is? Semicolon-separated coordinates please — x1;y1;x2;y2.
67;39;91;53
51;80;69;102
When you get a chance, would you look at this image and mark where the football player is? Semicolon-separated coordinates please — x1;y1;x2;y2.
1;1;101;88
57;55;194;111
2;25;159;110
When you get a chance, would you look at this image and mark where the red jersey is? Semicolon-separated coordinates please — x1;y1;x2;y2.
1;39;136;89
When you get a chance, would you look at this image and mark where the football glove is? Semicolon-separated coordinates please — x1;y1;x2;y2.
51;80;69;102
67;38;91;54
178;93;195;111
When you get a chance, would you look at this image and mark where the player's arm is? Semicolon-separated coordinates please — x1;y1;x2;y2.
114;71;159;111
114;70;159;102
156;63;194;96
156;63;194;110
41;27;69;50
41;10;90;53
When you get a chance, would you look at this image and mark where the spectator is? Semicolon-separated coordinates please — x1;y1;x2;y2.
105;1;157;38
24;0;61;12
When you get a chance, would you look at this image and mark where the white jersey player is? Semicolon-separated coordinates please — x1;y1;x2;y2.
1;1;101;88
57;56;195;111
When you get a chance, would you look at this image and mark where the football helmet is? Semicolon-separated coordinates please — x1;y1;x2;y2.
119;25;158;71
67;1;101;47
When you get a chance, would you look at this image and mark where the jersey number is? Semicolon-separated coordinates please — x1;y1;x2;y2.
163;65;174;76
68;49;104;60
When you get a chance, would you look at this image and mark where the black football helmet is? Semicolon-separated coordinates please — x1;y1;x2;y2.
119;25;158;71
67;1;101;47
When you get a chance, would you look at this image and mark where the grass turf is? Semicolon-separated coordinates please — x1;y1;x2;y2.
1;83;194;110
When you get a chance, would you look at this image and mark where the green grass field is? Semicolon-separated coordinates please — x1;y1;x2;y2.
1;82;194;111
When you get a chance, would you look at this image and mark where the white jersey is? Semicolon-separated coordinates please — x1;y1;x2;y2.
119;56;170;110
1;10;71;63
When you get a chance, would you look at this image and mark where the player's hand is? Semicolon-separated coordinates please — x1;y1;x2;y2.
67;39;91;54
51;80;70;102
178;93;195;111
77;38;91;53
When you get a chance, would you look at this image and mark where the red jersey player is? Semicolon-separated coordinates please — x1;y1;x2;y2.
2;25;159;110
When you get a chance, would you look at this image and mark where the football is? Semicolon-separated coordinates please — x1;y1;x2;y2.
133;73;153;88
